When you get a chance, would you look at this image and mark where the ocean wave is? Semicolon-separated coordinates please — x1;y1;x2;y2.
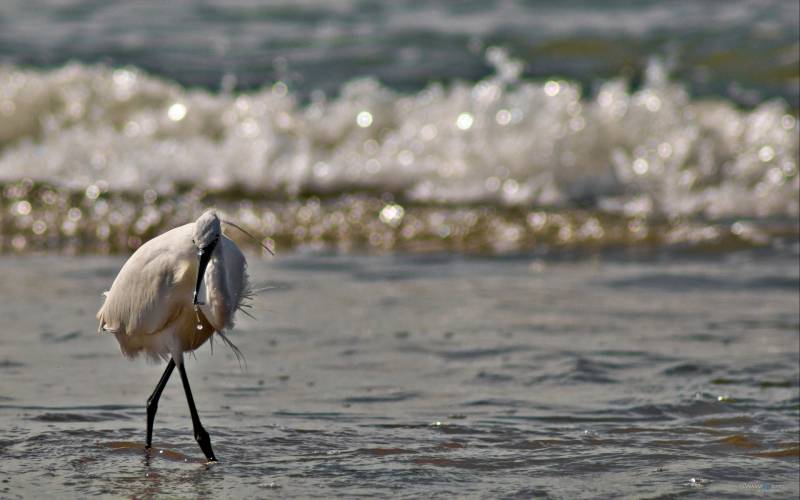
0;49;797;220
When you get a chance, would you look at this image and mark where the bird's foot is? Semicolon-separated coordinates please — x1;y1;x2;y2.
195;427;217;462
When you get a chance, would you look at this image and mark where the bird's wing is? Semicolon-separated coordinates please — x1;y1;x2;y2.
97;226;194;337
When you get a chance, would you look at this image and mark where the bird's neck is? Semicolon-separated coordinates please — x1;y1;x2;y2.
205;248;231;330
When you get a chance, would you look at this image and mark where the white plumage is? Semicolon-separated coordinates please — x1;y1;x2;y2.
97;209;249;362
96;208;253;462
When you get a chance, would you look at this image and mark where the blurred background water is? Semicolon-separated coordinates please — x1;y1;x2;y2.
0;1;798;498
0;0;798;254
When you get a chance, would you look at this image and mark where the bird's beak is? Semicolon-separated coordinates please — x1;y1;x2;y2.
193;239;217;306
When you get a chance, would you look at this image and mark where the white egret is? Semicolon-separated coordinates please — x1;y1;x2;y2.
97;209;266;462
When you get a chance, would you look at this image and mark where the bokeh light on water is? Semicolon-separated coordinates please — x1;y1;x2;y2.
0;47;797;255
1;180;791;255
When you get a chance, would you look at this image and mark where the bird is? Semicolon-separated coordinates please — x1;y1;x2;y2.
97;209;258;462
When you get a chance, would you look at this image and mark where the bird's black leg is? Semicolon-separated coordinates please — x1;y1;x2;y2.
178;359;217;462
146;358;176;450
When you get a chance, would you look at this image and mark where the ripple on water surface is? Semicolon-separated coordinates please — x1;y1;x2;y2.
0;252;797;497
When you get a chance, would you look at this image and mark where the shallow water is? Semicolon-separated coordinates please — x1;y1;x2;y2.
0;251;797;498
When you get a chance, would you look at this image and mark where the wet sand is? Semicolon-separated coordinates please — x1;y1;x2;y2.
0;252;798;498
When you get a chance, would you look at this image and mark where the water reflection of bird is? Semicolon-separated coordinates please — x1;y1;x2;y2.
97;209;257;462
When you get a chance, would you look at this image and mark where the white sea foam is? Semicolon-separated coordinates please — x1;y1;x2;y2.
0;50;797;219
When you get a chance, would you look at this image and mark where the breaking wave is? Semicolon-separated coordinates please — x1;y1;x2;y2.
1;49;796;221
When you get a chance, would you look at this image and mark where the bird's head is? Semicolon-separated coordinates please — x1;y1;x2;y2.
192;210;221;306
